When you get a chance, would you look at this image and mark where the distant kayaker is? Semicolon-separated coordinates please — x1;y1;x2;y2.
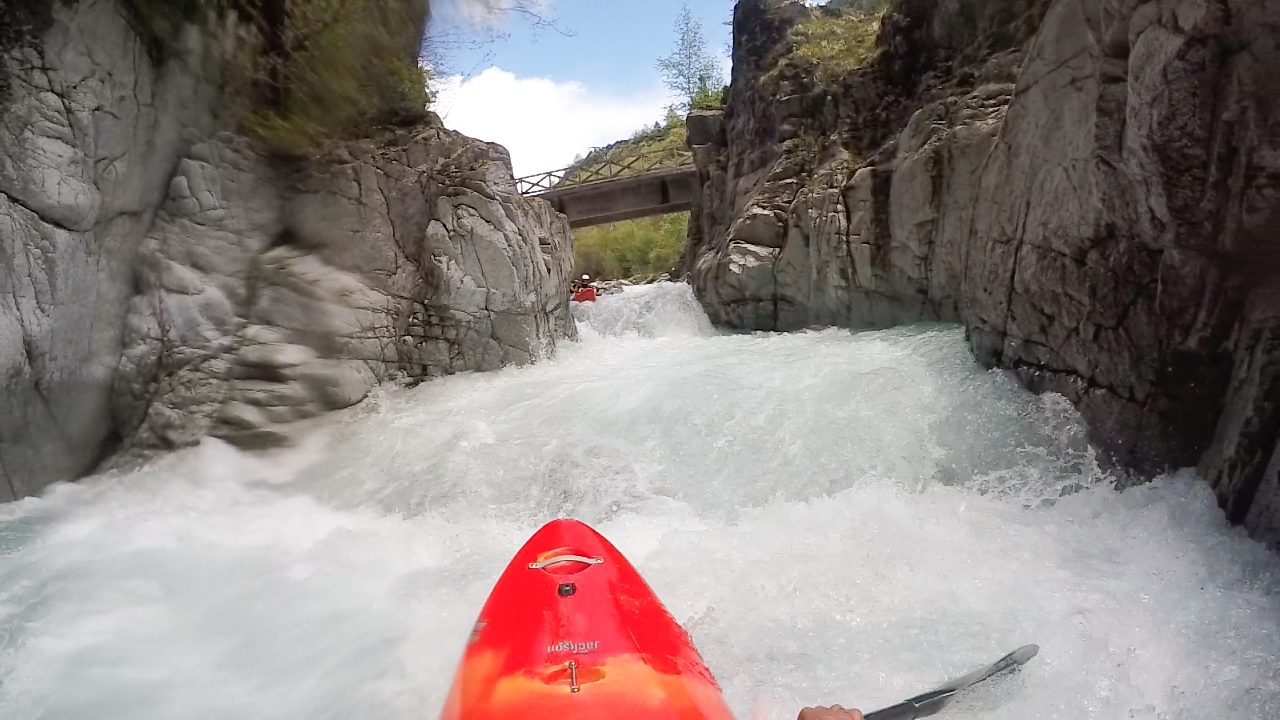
571;273;597;302
798;706;863;720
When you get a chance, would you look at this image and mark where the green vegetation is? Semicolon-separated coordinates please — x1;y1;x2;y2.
565;113;689;185
790;8;885;78
657;2;725;114
119;0;430;155
242;0;430;154
690;84;727;112
565;2;727;281
564;115;693;282
574;213;688;281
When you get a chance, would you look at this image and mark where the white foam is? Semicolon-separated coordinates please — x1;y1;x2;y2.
1;282;1277;719
572;282;717;339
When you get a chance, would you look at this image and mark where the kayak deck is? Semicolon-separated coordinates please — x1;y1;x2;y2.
441;519;734;720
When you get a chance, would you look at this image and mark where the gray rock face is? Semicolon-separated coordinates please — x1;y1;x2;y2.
688;0;1280;542
0;1;574;499
111;128;574;458
0;0;221;500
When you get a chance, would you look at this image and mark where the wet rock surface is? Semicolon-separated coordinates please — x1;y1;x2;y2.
688;0;1280;542
111;129;573;462
0;1;573;499
0;0;221;499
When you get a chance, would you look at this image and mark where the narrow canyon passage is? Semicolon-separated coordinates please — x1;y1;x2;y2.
1;284;1277;719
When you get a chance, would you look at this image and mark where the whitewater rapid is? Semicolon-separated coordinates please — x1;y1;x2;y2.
1;283;1277;719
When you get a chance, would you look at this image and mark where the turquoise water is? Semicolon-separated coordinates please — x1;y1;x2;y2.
1;283;1277;719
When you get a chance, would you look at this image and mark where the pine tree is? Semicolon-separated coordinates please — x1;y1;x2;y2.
656;3;724;114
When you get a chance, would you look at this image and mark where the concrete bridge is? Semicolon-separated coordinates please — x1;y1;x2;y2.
516;147;698;228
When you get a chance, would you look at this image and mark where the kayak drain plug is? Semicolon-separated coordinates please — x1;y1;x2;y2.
558;583;577;597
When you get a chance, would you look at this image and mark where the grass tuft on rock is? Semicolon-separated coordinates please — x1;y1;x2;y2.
790;8;884;78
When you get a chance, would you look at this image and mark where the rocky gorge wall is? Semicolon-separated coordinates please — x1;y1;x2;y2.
0;0;575;501
687;0;1280;542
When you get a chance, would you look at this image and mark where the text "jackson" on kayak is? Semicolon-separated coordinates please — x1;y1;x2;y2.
547;641;600;654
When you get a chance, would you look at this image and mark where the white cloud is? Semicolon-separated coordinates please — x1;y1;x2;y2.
432;67;671;178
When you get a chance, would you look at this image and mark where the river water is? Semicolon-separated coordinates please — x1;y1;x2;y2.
1;283;1278;719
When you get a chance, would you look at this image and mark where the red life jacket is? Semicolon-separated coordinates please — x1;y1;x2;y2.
572;286;597;303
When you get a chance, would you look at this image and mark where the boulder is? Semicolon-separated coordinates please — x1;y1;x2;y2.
686;109;727;147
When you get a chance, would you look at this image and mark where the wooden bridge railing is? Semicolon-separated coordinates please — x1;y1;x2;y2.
516;145;695;196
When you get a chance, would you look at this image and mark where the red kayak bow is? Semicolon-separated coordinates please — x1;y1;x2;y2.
441;519;734;720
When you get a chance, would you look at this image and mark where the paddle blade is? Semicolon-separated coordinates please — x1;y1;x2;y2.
864;644;1039;720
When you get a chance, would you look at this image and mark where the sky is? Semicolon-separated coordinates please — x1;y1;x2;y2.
429;0;738;178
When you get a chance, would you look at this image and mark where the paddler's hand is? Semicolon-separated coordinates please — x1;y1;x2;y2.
797;706;864;720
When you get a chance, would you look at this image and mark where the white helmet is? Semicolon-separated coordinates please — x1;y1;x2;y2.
581;274;590;281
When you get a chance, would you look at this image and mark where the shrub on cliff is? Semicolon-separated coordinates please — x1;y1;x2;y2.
119;0;430;155
690;84;726;111
240;0;430;154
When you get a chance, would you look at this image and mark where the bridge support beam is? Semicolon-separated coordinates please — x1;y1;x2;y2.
539;168;698;228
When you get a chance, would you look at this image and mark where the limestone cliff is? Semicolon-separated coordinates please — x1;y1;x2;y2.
0;0;574;500
687;0;1280;541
